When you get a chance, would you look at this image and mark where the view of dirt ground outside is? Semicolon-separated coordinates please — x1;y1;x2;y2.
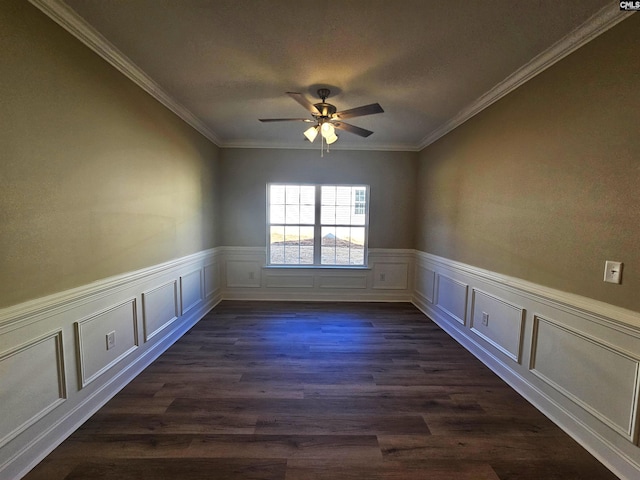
268;184;367;266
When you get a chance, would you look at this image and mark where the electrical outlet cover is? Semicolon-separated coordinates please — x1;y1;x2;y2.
604;261;623;284
106;331;116;350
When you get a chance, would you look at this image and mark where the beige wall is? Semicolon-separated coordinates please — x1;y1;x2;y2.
0;1;221;308
4;0;637;315
415;14;640;312
220;148;418;249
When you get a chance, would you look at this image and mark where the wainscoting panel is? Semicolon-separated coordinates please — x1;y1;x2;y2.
3;248;640;480
318;272;368;289
0;331;65;449
75;299;139;389
226;259;262;288
0;248;222;480
413;250;640;480
180;269;204;315
470;289;525;362
221;248;414;301
203;261;221;298
435;274;468;325
372;262;408;290
531;316;639;441
142;281;179;342
415;265;435;304
265;273;315;288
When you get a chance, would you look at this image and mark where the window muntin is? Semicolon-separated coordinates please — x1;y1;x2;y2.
268;184;368;266
268;185;315;265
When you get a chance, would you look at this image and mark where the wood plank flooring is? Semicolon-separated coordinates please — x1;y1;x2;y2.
24;301;619;479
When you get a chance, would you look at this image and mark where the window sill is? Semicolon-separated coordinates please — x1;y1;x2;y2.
263;265;370;270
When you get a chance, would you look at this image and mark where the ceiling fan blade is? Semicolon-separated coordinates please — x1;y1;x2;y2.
332;121;374;138
259;118;314;122
287;92;321;115
334;103;384;120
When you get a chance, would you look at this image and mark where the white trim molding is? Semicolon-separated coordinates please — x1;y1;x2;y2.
28;1;633;153
28;0;221;146
221;247;415;302
413;250;640;480
418;4;635;150
2;247;639;479
0;248;224;480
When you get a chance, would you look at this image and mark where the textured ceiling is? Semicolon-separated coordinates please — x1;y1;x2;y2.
48;0;620;150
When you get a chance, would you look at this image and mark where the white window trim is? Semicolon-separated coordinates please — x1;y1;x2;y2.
266;183;370;267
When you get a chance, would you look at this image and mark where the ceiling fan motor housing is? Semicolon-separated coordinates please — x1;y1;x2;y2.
313;88;336;121
313;102;337;120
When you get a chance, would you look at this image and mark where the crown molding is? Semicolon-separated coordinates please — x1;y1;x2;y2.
28;0;222;146
29;1;632;153
221;139;420;152
417;4;635;151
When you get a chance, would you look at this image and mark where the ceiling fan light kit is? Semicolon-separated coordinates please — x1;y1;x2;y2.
259;88;384;155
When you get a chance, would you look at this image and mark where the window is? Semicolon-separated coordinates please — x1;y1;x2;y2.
268;184;369;266
354;188;366;215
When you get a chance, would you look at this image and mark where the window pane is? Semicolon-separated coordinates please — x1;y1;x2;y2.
321;227;336;265
321;186;335;205
350;227;365;265
300;205;314;224
350;227;365;246
300;186;315;204
300;226;314;264
270;204;285;224
285;185;300;204
336;187;351;206
285;204;300;224
270;185;285;204
336;206;350;224
335;227;351;265
270;226;285;264
284;226;300;264
350;246;364;265
321;205;335;224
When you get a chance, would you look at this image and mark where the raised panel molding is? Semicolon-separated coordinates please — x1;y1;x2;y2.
0;330;66;448
221;248;413;301
0;248;222;480
3;248;640;479
318;273;367;289
530;316;640;442
415;265;435;303
435;273;468;325
265;273;315;288
372;262;408;290
204;261;221;298
226;260;262;288
413;250;640;479
180;269;204;315
470;289;525;362
75;299;139;388
142;281;179;342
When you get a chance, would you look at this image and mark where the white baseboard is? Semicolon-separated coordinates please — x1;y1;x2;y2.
221;247;415;302
0;249;222;479
412;251;640;480
2;247;639;480
7;294;221;480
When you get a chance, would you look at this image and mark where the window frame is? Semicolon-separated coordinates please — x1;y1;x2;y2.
266;183;370;268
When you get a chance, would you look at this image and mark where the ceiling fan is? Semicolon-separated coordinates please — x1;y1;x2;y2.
259;88;384;146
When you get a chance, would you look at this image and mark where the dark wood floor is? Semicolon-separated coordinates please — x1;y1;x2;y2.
24;301;618;479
